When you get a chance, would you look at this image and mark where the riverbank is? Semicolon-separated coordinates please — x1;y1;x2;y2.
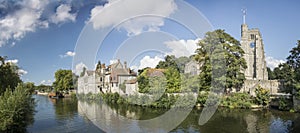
78;89;297;113
36;91;76;99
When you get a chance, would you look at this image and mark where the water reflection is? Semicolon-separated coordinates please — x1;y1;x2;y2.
27;95;102;133
28;95;300;133
79;99;300;133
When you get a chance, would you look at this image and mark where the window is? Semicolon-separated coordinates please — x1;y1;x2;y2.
112;83;113;87
250;34;255;40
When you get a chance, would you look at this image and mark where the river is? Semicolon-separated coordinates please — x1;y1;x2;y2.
27;95;300;133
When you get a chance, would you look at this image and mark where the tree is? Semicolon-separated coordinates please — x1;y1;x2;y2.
267;67;276;80
271;63;294;93
0;56;22;95
24;82;35;93
156;55;178;71
195;29;247;92
0;84;35;132
164;67;181;93
53;69;74;92
36;84;52;92
286;40;300;97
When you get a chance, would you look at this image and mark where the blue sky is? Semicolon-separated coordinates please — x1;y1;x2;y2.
0;0;299;85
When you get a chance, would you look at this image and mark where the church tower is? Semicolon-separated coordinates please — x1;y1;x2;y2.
240;9;268;80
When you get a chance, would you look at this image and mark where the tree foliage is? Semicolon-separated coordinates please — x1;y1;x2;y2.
286;40;300;97
0;56;22;95
195;29;247;92
270;40;300;96
53;69;74;92
254;86;270;106
0;84;35;132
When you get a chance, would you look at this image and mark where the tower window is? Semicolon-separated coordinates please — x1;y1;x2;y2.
250;34;255;40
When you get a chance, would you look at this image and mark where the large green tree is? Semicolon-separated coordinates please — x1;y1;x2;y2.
53;69;74;92
195;29;247;92
286;40;300;97
0;56;22;95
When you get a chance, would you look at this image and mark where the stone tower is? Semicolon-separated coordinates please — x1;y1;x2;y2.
240;11;268;80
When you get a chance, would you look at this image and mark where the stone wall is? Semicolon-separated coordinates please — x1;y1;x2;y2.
239;79;282;96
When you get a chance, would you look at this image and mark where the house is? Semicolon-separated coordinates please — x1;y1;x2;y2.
77;59;138;95
184;60;201;76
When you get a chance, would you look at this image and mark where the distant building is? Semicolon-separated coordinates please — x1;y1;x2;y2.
184;60;201;76
77;59;137;95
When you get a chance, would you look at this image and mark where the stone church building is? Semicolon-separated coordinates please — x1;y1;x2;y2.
238;14;281;95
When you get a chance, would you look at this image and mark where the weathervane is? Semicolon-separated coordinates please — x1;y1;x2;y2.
242;8;247;24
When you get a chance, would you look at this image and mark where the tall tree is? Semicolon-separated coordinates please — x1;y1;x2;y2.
286;40;300;96
53;69;74;92
195;29;247;92
156;55;178;71
0;56;22;95
267;67;276;80
272;63;294;93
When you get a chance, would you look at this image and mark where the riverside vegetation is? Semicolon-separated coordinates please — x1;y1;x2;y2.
78;30;300;112
0;56;35;132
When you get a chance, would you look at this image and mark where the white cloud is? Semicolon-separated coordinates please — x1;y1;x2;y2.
0;0;49;46
138;56;164;69
266;56;285;70
18;69;28;76
164;38;200;58
40;79;52;85
60;51;76;58
4;59;27;75
5;59;19;64
74;62;87;75
88;0;177;36
50;4;77;24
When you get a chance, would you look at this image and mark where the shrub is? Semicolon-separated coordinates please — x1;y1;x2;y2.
197;91;209;106
221;93;252;109
278;97;292;111
254;86;270;107
0;84;35;132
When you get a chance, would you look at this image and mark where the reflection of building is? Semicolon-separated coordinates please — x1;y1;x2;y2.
184;60;201;76
77;59;137;95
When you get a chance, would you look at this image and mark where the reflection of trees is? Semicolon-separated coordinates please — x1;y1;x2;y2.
78;100;300;132
105;102;168;120
54;98;78;120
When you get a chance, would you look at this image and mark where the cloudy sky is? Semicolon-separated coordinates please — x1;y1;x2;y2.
0;0;299;85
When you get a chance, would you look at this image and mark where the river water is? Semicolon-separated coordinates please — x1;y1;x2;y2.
27;95;300;133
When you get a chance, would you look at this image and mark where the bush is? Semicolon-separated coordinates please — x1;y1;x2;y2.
0;84;35;132
197;91;208;106
278;97;292;111
221;93;252;109
254;86;270;107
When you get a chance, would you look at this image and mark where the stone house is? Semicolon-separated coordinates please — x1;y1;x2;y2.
77;59;137;95
184;60;201;76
